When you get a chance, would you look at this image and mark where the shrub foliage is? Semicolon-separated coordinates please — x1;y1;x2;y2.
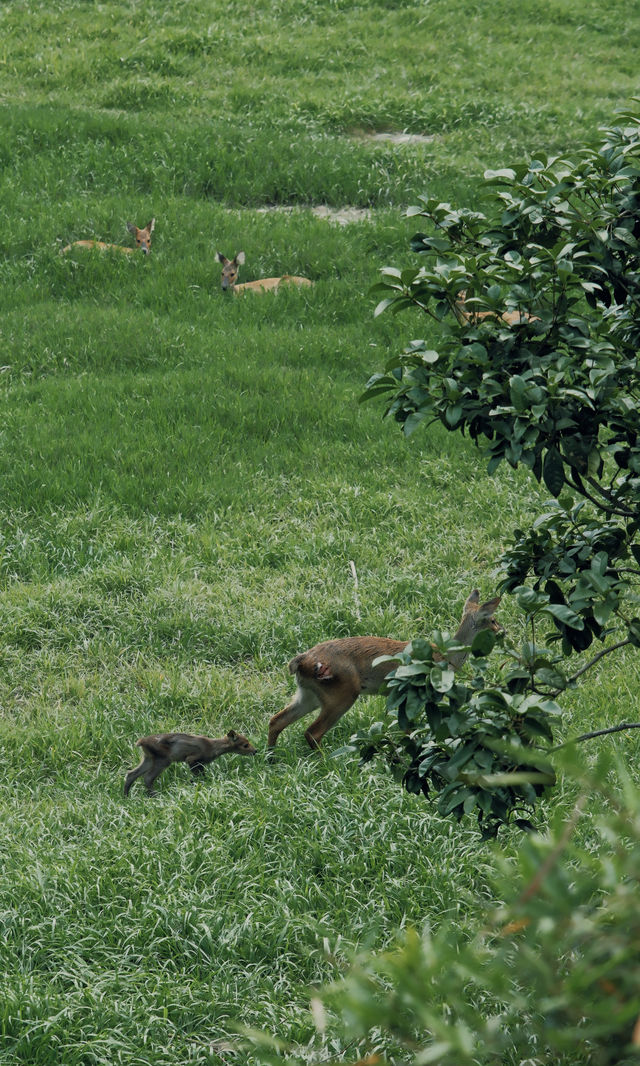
310;755;640;1066
359;106;640;834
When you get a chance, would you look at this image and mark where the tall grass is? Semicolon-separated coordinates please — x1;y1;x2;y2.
1;0;639;1061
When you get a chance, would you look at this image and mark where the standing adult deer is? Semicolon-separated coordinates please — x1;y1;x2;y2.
217;251;312;294
61;219;155;256
267;590;502;750
454;290;539;326
124;729;256;795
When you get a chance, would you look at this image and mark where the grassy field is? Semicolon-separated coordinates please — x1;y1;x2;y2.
1;1;640;1063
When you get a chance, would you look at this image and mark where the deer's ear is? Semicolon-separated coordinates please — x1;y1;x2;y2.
227;729;238;739
479;596;501;615
126;222;137;235
463;589;480;612
235;251;246;265
147;218;155;233
217;251;229;265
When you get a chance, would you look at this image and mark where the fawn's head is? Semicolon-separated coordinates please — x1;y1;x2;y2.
217;251;245;291
225;729;257;755
126;219;155;254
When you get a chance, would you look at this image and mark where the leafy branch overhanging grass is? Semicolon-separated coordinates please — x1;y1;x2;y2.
357;106;640;834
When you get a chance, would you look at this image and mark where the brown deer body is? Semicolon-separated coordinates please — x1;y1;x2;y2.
267;590;502;750
62;219;155;256
124;729;256;795
217;251;312;294
454;290;539;326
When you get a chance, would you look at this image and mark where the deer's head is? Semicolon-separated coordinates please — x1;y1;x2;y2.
217;251;245;291
126;219;155;254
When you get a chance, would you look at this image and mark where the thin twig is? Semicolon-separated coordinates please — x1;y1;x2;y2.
564;473;628;518
562;638;631;688
349;560;361;622
585;473;637;516
570;470;636;518
551;721;640;751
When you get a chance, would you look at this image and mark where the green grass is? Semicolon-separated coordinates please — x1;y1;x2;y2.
1;0;640;1062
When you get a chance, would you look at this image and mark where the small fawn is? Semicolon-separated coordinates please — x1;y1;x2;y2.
217;251;313;294
61;219;155;256
267;590;502;750
124;729;256;795
454;290;539;326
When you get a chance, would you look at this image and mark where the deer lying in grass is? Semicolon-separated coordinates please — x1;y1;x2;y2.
217;251;313;294
124;729;256;795
267;589;502;750
454;290;539;326
61;219;155;256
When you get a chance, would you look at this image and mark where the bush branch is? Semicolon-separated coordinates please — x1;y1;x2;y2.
559;638;632;690
552;721;640;751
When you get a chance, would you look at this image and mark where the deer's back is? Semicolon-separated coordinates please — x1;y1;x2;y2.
138;732;209;760
290;636;409;694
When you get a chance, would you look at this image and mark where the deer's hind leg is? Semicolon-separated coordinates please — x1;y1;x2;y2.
267;685;321;748
141;756;172;795
304;684;360;750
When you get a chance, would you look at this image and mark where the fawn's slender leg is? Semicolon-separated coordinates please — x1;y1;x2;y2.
124;754;153;796
142;757;172;795
186;756;208;777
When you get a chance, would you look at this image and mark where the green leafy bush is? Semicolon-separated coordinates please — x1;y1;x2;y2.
304;755;640;1066
359;106;640;833
351;631;557;838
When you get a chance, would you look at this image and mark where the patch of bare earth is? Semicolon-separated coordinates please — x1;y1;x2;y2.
255;205;373;224
251;129;433;224
362;131;434;145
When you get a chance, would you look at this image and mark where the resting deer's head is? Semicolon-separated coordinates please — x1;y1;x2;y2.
126;219;155;254
217;251;245;291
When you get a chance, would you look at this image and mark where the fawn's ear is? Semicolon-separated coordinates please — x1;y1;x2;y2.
227;729;238;739
126;221;137;235
235;251;246;265
217;251;229;265
146;218;155;233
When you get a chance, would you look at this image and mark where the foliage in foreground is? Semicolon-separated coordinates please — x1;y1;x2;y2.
261;754;640;1066
349;630;558;838
357;106;640;834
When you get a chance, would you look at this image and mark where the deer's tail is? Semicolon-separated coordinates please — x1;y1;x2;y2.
136;735;172;757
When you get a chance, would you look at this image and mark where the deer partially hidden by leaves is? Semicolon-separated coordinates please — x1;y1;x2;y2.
267;590;502;750
61;219;155;256
217;251;313;294
124;729;256;795
454;290;539;326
